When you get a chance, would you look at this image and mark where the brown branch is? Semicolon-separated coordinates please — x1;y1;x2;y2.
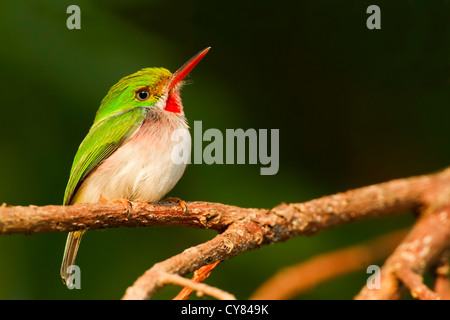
1;167;449;299
1;167;449;237
122;221;261;299
355;204;450;300
249;229;409;300
121;168;450;299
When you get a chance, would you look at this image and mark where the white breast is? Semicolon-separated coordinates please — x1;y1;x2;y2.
73;109;190;204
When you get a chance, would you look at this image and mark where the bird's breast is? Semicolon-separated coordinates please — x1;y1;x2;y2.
74;110;190;204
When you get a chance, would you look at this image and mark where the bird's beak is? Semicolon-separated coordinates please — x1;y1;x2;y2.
168;47;210;91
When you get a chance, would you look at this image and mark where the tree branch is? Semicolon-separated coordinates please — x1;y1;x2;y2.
2;168;449;236
355;204;450;300
1;167;449;299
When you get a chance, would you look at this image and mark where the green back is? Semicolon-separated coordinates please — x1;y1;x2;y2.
63;107;147;205
63;67;172;205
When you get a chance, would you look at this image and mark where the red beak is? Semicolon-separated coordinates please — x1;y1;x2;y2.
168;47;210;91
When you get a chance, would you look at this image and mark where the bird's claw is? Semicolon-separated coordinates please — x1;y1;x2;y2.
99;195;132;214
162;197;189;215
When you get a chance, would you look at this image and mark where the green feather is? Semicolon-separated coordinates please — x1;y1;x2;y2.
63;67;172;205
63;107;148;205
94;68;170;123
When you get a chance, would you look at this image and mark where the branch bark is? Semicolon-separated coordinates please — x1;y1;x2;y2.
2;167;450;236
1;167;449;299
355;204;450;300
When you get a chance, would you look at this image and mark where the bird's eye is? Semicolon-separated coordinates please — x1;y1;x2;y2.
136;88;151;101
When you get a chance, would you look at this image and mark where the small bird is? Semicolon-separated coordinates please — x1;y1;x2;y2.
60;48;210;284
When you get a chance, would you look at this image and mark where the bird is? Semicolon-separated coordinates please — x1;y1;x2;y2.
60;47;210;284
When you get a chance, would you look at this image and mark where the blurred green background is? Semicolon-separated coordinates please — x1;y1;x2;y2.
0;0;449;299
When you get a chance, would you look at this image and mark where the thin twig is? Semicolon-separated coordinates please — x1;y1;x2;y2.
158;271;236;300
173;261;221;300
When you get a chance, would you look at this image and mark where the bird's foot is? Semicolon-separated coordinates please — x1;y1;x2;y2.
162;197;188;214
99;195;132;213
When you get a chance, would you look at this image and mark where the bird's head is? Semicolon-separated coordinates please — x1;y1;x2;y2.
94;47;210;123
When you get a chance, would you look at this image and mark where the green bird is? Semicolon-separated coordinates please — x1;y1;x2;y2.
60;48;210;284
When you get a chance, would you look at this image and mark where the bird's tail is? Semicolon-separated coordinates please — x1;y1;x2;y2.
60;230;85;284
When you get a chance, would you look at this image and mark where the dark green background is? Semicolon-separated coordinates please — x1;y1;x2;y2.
0;0;448;299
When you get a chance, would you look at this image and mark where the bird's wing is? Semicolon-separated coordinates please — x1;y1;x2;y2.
63;107;148;205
